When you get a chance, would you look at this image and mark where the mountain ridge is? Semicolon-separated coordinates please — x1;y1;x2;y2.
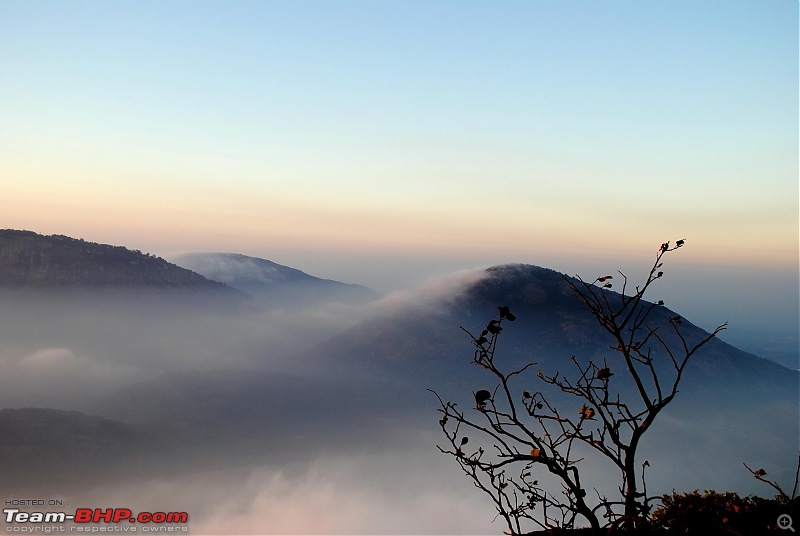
173;251;379;305
301;262;796;400
0;230;237;293
0;230;378;307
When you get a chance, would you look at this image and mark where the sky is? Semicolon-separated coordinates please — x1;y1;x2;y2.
0;1;797;346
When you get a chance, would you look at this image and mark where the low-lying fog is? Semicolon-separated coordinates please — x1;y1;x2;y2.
0;269;797;534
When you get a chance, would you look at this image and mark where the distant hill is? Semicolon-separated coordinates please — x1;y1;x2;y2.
299;263;798;489
0;230;240;295
173;252;379;305
306;263;795;398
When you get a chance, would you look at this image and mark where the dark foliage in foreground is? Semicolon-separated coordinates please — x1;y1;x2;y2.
649;490;799;534
517;490;798;534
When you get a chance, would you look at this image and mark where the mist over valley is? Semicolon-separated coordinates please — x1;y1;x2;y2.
0;231;796;533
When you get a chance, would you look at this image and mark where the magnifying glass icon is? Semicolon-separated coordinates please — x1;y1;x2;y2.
779;514;795;532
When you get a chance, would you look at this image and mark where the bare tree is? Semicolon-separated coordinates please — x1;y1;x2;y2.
432;240;726;534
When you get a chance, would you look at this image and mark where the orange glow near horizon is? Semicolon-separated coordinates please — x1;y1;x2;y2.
4;155;797;272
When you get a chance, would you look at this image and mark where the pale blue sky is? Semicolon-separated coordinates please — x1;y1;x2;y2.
1;1;797;354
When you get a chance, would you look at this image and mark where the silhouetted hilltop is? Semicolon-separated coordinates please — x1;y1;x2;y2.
306;262;796;407
298;262;797;492
0;230;238;293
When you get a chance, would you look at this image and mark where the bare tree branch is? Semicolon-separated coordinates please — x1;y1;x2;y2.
432;240;725;534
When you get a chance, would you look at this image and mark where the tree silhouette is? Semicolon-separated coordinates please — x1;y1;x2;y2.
431;240;726;534
744;452;800;503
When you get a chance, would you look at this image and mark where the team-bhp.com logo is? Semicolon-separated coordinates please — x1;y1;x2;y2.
4;507;188;532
